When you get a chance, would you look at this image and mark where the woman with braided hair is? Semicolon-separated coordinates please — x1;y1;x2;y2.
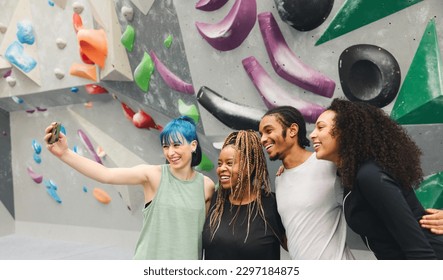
309;98;443;259
202;130;286;259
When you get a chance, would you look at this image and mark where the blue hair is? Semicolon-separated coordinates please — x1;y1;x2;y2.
160;116;202;166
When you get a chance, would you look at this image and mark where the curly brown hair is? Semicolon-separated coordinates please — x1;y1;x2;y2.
209;130;271;242
328;98;423;190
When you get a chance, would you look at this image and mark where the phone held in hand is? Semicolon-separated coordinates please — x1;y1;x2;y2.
48;123;61;144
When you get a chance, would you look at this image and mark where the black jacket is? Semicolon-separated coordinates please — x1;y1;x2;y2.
343;161;443;259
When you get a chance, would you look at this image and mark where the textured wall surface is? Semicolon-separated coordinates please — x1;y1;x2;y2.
0;0;442;259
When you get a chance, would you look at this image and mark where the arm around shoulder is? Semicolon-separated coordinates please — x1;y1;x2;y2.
420;208;443;235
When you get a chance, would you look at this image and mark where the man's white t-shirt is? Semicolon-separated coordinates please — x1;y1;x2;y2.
275;153;354;259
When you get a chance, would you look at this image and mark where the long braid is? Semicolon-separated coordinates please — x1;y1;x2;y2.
209;130;271;242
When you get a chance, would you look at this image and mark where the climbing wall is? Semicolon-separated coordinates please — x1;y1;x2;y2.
1;0;443;247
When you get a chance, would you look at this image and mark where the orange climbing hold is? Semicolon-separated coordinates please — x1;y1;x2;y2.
73;13;83;33
77;29;108;69
69;63;97;81
93;188;111;204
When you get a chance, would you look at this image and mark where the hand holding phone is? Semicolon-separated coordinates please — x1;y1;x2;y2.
48;123;61;144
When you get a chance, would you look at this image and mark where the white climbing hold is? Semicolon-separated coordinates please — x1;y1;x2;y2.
6;76;16;87
72;2;84;14
54;68;65;79
121;6;134;21
56;38;67;49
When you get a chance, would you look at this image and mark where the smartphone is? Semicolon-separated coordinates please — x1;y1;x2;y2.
48;123;61;144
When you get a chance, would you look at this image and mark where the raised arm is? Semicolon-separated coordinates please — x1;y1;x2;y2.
420;209;443;235
44;123;155;186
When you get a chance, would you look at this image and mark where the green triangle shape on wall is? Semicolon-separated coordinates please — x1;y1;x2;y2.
390;19;443;125
315;0;423;46
415;171;443;209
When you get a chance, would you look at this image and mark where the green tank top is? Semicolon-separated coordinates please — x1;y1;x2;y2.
133;164;205;259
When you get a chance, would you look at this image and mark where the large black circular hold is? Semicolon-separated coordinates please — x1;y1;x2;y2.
338;44;401;108
274;0;334;31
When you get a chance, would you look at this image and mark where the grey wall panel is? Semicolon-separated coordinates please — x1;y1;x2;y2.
406;124;443;177
0;108;13;218
103;0;203;130
11;100;144;230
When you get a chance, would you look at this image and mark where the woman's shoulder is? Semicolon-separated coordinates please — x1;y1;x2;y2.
260;190;278;207
356;161;399;192
356;161;383;179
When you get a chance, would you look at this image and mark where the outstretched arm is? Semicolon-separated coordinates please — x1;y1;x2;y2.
44;123;152;186
420;209;443;235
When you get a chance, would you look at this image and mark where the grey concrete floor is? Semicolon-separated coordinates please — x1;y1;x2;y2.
0;234;133;260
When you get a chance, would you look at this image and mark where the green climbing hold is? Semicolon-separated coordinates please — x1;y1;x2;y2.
391;19;443;125
195;153;214;172
415;171;443;209
121;25;135;52
316;0;422;46
178;99;199;124
134;52;155;92
164;34;173;48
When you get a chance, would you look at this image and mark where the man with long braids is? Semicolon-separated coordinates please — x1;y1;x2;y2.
202;130;287;259
259;106;354;260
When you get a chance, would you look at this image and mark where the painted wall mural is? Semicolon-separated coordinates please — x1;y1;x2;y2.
0;0;443;249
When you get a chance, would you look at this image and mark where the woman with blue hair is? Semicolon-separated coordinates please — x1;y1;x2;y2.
44;116;215;259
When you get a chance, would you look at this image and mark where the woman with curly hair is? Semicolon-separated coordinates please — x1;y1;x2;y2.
309;98;443;259
202;130;286;259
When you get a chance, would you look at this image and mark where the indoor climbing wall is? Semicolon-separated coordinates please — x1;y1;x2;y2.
1;0;443;252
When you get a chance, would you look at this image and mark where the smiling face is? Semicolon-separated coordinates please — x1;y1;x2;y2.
217;145;240;190
259;115;295;161
309;110;340;165
162;134;196;169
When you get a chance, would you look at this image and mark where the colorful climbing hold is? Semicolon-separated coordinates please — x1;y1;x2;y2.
134;52;155;92
44;179;62;203
33;153;42;164
315;0;423;46
26;166;43;184
32;139;42;154
16;21;35;45
195;153;214;172
133;109;162;130
178;99;199;124
163;34;173;48
85;84;108;94
416;171;443;209
5;41;37;73
11;96;24;104
391;19;443;125
93;187;111;204
121;25;135;52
